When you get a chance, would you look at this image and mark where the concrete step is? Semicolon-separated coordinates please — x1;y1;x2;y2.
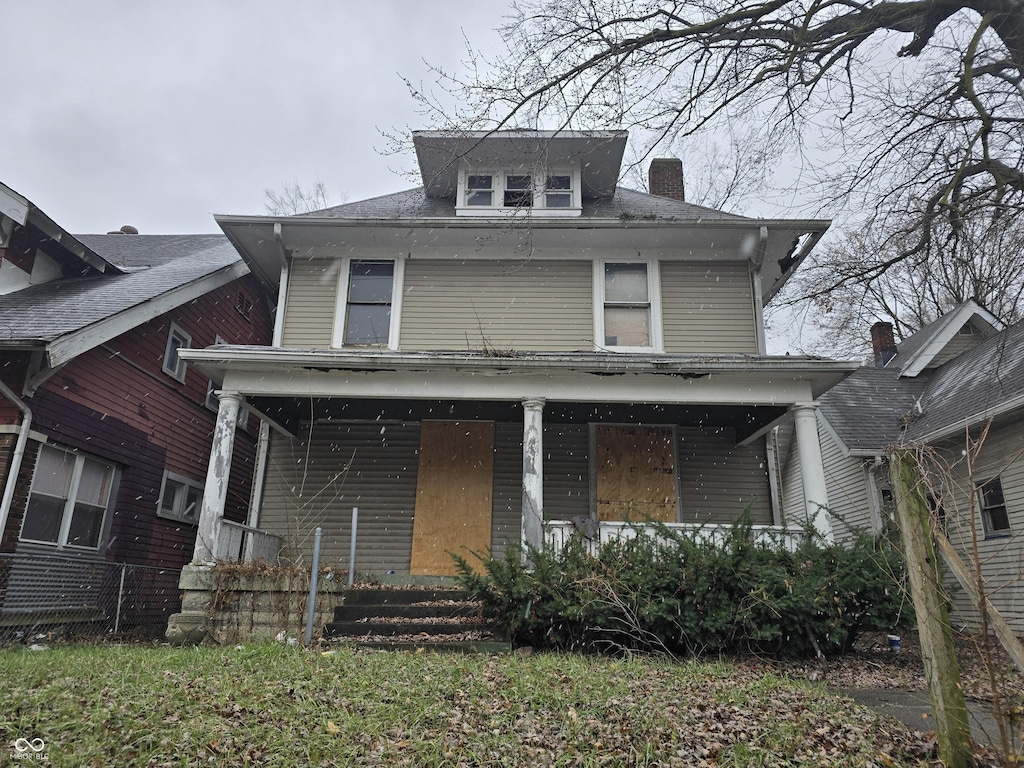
325;619;489;637
340;588;471;607
332;603;479;621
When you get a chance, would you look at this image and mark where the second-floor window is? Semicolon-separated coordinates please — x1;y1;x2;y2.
334;259;403;348
162;322;191;381
596;262;662;351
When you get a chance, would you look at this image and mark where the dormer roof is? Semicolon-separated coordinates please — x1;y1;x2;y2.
890;299;1003;377
412;130;628;200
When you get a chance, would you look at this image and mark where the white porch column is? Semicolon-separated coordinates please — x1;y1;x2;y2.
792;402;833;543
192;391;242;564
521;397;545;550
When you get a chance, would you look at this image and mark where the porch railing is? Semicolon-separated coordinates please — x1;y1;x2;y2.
544;519;805;555
215;520;283;564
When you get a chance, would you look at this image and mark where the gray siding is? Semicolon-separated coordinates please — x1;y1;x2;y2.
676;427;773;524
399;260;593;352
543;424;591;521
779;428;807;527
660;261;758;354
280;259;342;348
933;420;1024;629
491;423;523;561
260;421;420;574
819;423;876;542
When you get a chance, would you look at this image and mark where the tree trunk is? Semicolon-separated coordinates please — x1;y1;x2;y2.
889;448;973;768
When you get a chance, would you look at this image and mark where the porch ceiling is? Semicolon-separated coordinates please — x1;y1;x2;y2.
246;396;788;443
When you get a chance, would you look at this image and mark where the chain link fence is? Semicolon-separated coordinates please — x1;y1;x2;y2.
0;553;182;642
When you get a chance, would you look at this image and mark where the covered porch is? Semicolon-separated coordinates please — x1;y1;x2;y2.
182;348;856;576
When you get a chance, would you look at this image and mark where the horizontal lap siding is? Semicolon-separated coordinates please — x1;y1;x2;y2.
660;262;758;354
543;424;591;521
491;423;523;561
281;259;341;348
260;422;420;575
819;424;874;542
935;423;1024;630
677;427;772;524
400;260;593;352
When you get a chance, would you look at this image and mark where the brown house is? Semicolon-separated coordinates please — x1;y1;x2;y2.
0;181;273;634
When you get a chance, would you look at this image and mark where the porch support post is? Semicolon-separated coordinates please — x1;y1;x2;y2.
192;391;242;564
521;397;545;551
792;402;833;543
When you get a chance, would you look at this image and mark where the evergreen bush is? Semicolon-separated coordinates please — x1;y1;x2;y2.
453;515;908;658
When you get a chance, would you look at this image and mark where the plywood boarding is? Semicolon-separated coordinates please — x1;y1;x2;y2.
399;260;592;352
410;421;494;576
660;261;758;353
259;421;420;573
595;425;677;522
676;427;773;524
280;259;342;348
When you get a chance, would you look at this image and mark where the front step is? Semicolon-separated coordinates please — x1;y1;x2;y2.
324;586;508;653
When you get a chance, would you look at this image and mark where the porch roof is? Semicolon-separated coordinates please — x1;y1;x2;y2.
182;346;857;441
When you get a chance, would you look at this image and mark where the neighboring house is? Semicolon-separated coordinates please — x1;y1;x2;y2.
178;130;858;595
782;300;1024;629
0;181;273;633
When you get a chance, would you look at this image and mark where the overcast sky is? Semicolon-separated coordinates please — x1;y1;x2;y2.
2;2;509;235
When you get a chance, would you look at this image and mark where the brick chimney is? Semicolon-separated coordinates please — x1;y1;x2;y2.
648;158;685;202
871;321;897;367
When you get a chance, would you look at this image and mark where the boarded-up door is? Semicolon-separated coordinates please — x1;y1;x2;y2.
410;420;494;575
595;425;677;522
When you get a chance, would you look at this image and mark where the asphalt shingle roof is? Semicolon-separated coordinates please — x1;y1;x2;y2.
0;234;238;343
303;186;750;222
822;317;1024;450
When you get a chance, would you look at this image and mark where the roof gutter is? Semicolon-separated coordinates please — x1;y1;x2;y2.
0;378;32;543
914;392;1024;444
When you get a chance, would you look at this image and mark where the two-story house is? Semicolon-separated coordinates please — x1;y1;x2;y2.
0;181;273;636
176;130;857;603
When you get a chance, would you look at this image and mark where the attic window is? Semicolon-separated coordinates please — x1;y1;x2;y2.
162;323;191;382
958;322;975;336
457;166;581;217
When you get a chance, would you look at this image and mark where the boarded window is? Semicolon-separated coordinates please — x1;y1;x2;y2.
594;425;677;522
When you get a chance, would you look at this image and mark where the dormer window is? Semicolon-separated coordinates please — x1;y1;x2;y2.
457;166;581;217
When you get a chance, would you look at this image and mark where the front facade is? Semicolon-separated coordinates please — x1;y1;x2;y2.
179;130;856;599
0;182;273;633
785;302;1024;629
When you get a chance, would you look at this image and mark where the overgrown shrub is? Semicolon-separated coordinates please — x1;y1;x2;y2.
453;516;908;658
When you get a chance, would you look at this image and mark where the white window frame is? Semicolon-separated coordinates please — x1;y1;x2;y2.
20;443;117;550
977;477;1011;537
332;257;404;349
456;165;582;217
593;260;663;352
157;470;204;525
162;322;191;382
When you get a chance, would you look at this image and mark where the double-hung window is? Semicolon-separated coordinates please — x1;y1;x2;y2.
597;262;662;351
334;259;402;348
21;444;115;549
978;478;1011;536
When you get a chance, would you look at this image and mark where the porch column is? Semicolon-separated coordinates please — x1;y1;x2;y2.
192;391;242;564
792;402;833;543
521;397;545;550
